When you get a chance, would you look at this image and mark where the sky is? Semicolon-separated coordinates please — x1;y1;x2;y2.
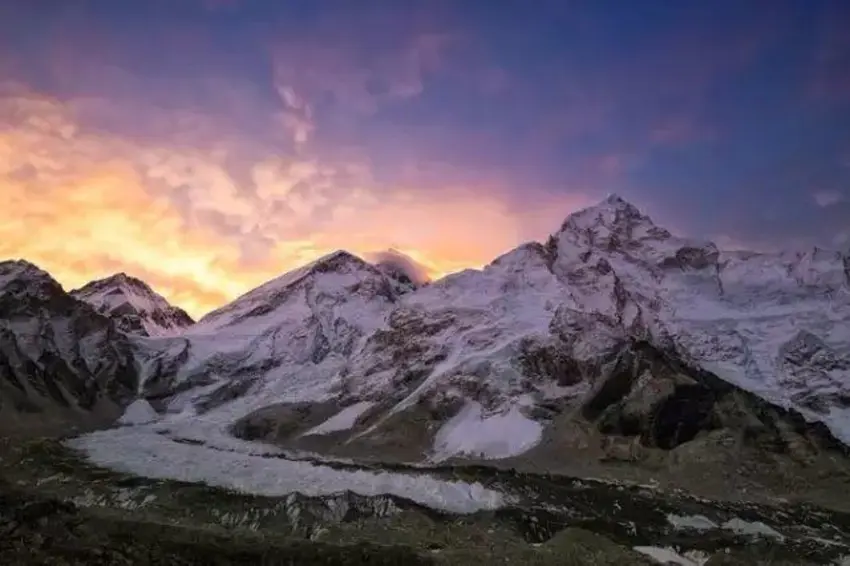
1;0;849;318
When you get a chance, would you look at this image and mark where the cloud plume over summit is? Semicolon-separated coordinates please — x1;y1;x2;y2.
366;249;432;286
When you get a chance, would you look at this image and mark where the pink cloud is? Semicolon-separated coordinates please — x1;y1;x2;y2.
813;190;844;208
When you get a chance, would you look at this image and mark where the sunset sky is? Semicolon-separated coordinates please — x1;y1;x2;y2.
2;0;849;318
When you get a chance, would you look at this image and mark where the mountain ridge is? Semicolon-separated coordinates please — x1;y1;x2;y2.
59;193;850;322
74;196;846;495
3;196;850;471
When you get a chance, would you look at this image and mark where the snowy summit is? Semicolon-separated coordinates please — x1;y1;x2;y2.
71;273;194;337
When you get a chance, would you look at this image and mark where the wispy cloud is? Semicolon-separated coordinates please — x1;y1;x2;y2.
813;189;844;207
271;32;455;118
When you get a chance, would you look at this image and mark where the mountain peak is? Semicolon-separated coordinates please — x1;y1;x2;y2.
0;259;68;304
602;192;632;207
310;250;372;273
0;259;54;284
587;193;644;218
196;249;391;328
75;272;153;296
558;194;671;245
71;272;193;337
256;250;372;291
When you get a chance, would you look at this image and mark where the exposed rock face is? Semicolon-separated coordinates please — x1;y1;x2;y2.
71;273;194;337
580;340;846;456
0;261;139;430
776;330;850;413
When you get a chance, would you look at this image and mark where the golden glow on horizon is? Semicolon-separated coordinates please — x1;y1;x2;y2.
0;86;591;318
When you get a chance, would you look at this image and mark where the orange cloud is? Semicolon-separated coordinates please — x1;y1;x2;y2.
0;83;590;319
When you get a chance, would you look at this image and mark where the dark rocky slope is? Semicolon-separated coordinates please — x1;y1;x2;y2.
0;261;139;435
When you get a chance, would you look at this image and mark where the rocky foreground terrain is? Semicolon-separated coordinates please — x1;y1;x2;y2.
2;196;850;564
3;436;850;565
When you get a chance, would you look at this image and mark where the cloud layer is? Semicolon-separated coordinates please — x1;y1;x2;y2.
0;80;587;317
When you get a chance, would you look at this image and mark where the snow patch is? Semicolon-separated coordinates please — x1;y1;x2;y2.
117;399;160;426
303;402;374;436
432;401;543;461
666;513;718;531
633;546;710;565
67;427;506;514
721;517;784;540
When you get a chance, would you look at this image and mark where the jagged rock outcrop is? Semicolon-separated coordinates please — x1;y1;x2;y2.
580;340;846;456
776;330;850;413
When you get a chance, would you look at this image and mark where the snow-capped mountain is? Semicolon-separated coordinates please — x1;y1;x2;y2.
71;273;194;337
115;195;850;472
0;260;139;431
3;196;849;473
139;250;414;405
